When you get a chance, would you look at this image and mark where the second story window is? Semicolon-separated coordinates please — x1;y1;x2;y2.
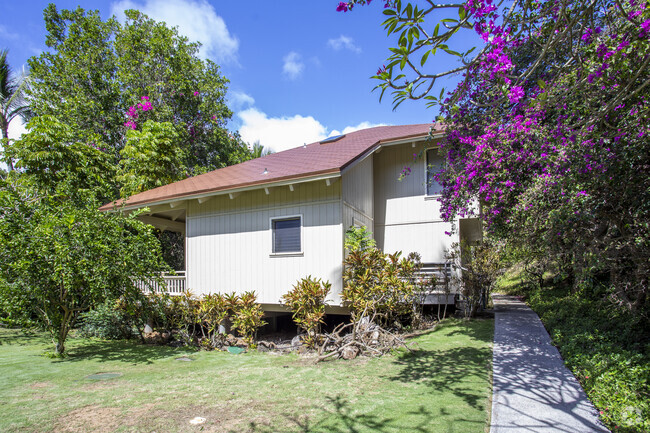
426;148;445;196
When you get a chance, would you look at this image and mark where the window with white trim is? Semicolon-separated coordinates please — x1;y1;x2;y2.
271;216;302;253
426;148;445;196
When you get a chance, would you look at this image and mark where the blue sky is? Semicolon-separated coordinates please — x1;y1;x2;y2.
1;0;478;152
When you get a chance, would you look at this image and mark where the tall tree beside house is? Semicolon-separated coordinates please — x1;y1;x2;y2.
0;5;259;348
24;5;253;198
0;49;31;171
0;177;167;355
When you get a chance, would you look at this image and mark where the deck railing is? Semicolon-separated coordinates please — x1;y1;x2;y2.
135;271;186;295
412;262;457;304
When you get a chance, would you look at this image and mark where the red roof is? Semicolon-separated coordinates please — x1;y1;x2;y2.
101;123;439;210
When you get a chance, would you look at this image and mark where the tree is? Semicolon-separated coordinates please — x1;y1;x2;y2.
0;178;167;355
251;141;273;158
0;49;31;171
117;119;185;197
339;0;650;315
25;5;252;194
6;115;114;203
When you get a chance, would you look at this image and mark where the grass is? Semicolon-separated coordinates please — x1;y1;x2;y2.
0;318;493;433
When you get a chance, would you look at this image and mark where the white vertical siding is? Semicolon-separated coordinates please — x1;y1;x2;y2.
341;155;374;232
373;140;459;262
185;180;343;305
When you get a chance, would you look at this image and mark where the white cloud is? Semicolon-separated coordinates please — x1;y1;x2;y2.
7;117;27;141
282;52;304;80
327;35;361;53
0;118;27;171
237;107;390;153
237;108;327;152
110;0;239;63
329;121;388;137
229;91;255;110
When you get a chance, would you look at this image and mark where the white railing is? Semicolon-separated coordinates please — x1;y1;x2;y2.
412;262;457;305
136;271;186;295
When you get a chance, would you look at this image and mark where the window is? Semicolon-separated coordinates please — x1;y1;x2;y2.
271;216;301;253
426;148;444;196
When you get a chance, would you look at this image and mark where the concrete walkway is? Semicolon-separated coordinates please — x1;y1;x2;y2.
490;295;609;433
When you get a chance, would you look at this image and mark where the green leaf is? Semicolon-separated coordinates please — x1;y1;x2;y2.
420;50;431;66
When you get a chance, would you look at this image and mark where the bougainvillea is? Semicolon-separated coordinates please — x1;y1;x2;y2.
339;0;650;318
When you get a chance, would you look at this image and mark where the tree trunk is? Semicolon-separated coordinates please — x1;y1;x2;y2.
53;309;75;356
0;119;15;171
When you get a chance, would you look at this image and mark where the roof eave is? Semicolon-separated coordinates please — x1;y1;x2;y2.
101;169;342;212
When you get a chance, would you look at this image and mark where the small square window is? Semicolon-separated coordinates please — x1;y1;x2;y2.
426;148;444;196
272;216;301;253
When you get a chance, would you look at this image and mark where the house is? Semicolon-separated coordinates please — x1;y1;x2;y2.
100;124;481;314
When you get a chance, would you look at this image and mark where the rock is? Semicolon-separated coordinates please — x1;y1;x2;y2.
143;331;170;344
225;334;237;346
144;324;153;334
258;341;276;350
291;335;302;348
257;344;269;352
341;346;359;360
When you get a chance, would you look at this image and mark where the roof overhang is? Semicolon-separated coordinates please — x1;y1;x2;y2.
105;170;341;212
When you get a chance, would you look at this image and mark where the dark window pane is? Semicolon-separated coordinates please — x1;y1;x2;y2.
426;149;444;195
273;217;301;253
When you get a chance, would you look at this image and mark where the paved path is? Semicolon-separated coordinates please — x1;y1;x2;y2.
490;295;609;433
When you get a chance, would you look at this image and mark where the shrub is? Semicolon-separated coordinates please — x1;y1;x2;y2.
447;240;502;317
342;248;420;327
79;300;134;340
199;293;229;345
344;225;376;252
231;291;266;347
282;276;331;347
528;285;649;432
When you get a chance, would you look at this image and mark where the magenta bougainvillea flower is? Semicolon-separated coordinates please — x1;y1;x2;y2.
508;86;524;103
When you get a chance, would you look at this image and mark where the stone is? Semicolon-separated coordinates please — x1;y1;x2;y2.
291;335;303;348
341;346;359;360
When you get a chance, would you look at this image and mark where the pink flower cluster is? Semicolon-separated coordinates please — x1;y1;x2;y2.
124;96;152;130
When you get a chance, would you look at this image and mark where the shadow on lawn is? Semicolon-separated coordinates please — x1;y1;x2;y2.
442;318;493;344
56;339;189;365
0;328;51;346
388;320;493;411
239;395;483;433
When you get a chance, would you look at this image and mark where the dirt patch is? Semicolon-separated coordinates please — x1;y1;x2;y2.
124;401;275;432
78;380;120;392
53;405;120;433
29;381;53;389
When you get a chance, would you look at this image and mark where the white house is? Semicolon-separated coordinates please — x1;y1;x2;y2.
101;124;481;313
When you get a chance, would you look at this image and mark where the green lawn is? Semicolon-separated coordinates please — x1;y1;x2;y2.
0;318;493;433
